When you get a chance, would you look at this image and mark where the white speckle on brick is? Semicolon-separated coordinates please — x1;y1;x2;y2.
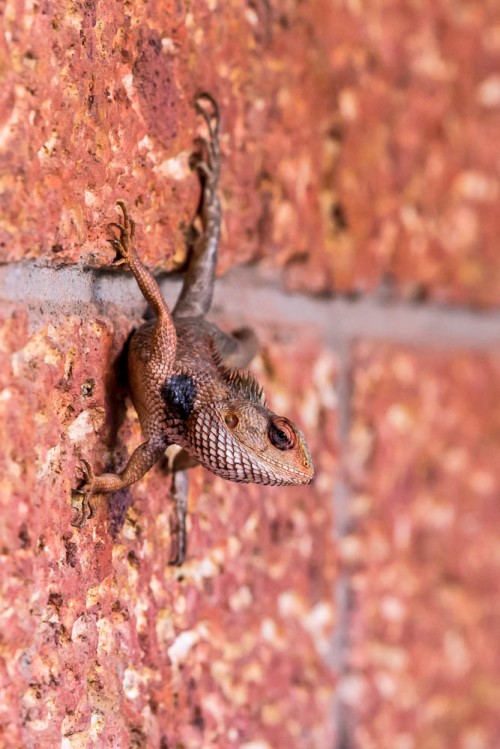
84;190;97;207
138;134;154;151
229;585;253;612
123;667;141;701
161;37;177;53
67;410;95;443
167;630;199;666
477;75;500;107
155;151;191;181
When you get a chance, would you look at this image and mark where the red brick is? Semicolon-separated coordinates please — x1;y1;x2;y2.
4;2;498;305
0;0;500;305
346;344;500;748
0;308;337;748
0;0;331;275
323;1;500;307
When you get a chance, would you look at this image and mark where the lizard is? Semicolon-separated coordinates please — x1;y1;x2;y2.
73;93;314;564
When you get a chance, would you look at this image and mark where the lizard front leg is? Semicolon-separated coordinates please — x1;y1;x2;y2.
72;438;168;526
72;202;176;526
109;201;177;373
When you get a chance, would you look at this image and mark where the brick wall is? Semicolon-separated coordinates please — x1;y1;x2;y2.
1;1;500;747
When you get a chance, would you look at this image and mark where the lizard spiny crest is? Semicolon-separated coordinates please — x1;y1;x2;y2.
223;369;265;405
205;336;265;405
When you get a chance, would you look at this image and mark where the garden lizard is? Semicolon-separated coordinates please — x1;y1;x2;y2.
73;93;314;564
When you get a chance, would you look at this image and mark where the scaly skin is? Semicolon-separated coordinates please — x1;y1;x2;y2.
73;93;314;564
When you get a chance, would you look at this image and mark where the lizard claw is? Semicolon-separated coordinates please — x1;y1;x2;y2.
75;458;94;485
71;459;96;527
71;491;95;527
106;202;136;266
116;200;136;239
194;92;220;140
106;238;128;266
194;161;213;180
192;94;221;199
191;136;218;180
107;221;127;240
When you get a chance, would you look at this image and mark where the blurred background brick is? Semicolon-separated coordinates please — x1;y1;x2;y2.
344;345;500;749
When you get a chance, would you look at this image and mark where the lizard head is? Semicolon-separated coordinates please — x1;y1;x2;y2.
163;370;314;485
199;400;315;485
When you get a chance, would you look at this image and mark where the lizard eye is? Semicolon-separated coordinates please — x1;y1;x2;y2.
268;417;296;450
224;412;239;429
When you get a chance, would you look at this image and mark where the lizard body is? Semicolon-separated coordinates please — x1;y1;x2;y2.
74;94;314;563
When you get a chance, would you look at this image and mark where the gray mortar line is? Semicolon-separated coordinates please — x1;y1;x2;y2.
329;344;357;749
1;262;500;350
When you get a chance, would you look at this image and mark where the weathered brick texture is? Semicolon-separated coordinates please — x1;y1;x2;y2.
0;307;337;747
1;0;499;747
4;0;500;303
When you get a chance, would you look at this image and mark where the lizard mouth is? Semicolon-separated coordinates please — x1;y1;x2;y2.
188;441;314;486
266;461;315;486
254;443;314;486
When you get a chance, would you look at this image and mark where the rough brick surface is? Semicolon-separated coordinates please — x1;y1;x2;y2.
3;0;500;304
0;0;500;305
1;0;332;276
344;344;500;749
0;307;336;748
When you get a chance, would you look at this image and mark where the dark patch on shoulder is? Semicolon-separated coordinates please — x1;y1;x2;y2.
162;374;197;420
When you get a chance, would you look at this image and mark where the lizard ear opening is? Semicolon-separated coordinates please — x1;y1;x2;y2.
224;412;239;429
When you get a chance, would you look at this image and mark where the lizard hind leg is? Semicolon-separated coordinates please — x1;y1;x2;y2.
174;93;222;320
164;447;199;566
168;467;189;566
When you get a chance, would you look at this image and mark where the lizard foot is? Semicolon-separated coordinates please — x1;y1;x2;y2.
191;92;220;196
71;459;96;527
194;92;220;145
107;201;136;267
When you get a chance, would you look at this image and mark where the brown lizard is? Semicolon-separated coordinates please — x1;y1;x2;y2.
73;93;314;564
